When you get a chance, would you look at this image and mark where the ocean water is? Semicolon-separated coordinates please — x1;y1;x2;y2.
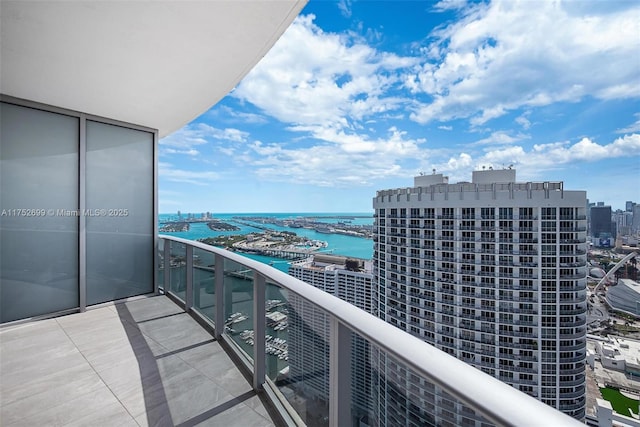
158;212;374;272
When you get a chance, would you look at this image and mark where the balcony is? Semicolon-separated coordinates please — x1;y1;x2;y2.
1;236;582;427
0;296;275;426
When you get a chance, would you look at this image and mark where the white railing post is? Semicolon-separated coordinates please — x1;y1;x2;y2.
214;255;225;339
163;239;170;292
185;244;193;311
253;272;266;390
329;316;351;426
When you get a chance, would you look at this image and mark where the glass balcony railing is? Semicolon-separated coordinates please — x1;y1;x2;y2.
158;235;582;427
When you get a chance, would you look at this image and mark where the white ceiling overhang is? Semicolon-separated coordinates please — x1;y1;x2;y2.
1;1;306;137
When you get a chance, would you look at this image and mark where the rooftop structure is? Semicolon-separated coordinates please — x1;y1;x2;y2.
592;335;640;376
607;279;640;317
290;255;373;314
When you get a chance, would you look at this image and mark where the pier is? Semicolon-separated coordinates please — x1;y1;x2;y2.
237;246;319;260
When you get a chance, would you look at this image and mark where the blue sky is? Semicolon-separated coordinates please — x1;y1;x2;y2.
159;0;640;214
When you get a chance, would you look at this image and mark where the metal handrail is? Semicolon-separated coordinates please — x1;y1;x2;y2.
159;235;582;427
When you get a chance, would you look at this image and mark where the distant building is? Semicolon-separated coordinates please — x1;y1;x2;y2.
606;279;640;316
591;206;613;245
633;205;640;234
613;210;634;237
587;334;640;427
626;201;635;212
289;254;373;313
592;335;640;376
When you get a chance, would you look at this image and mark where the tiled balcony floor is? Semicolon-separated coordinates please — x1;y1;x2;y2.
0;296;276;427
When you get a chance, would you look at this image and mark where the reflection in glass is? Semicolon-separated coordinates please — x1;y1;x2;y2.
223;259;255;362
281;292;330;426
0;103;79;322
369;343;489;426
86;120;153;305
157;238;165;292
192;247;216;321
262;282;290;384
169;241;186;301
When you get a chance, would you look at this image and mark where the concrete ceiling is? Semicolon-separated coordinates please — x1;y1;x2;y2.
0;1;306;137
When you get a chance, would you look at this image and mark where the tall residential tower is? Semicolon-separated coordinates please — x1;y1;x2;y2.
372;169;587;424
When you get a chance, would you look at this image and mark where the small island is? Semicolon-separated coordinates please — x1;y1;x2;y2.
207;220;240;232
198;230;327;260
159;221;189;232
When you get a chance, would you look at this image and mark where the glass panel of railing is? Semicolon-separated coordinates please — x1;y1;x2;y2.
169;241;186;301
366;340;491;427
271;289;330;427
350;333;374;427
157;237;165;292
263;281;289;383
192;247;216;322
223;258;254;362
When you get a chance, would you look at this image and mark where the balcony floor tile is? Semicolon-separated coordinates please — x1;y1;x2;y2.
0;296;276;427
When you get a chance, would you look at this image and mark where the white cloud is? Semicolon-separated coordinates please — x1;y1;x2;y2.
515;113;531;130
473;130;529;146
210;105;268;125
438;125;453;131
433;0;468;12
432;133;640;180
235;127;428;187
197;124;249;143
159;123;249;158
337;0;352;18
616;113;640;134
160;127;208;150
233;14;417;131
408;0;640;125
162;148;200;156
159;162;220;185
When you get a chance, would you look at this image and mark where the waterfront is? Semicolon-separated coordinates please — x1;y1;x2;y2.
158;212;375;272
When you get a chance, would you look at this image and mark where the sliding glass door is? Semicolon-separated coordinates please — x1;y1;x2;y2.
86;121;154;305
0;100;156;323
0;103;79;322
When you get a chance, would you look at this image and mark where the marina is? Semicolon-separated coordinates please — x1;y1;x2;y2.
239;330;289;361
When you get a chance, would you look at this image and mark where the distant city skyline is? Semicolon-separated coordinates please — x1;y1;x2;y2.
159;0;640;213
160;194;638;216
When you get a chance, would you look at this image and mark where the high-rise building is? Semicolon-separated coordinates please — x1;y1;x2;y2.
288;255;374;425
289;254;373;313
372;169;588;424
633;205;640;234
590;206;613;246
613;210;634;237
626;201;635;212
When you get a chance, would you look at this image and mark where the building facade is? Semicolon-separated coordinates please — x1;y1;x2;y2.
372;169;588;424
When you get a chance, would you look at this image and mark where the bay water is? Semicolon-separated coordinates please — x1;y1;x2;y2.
158;212;374;272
